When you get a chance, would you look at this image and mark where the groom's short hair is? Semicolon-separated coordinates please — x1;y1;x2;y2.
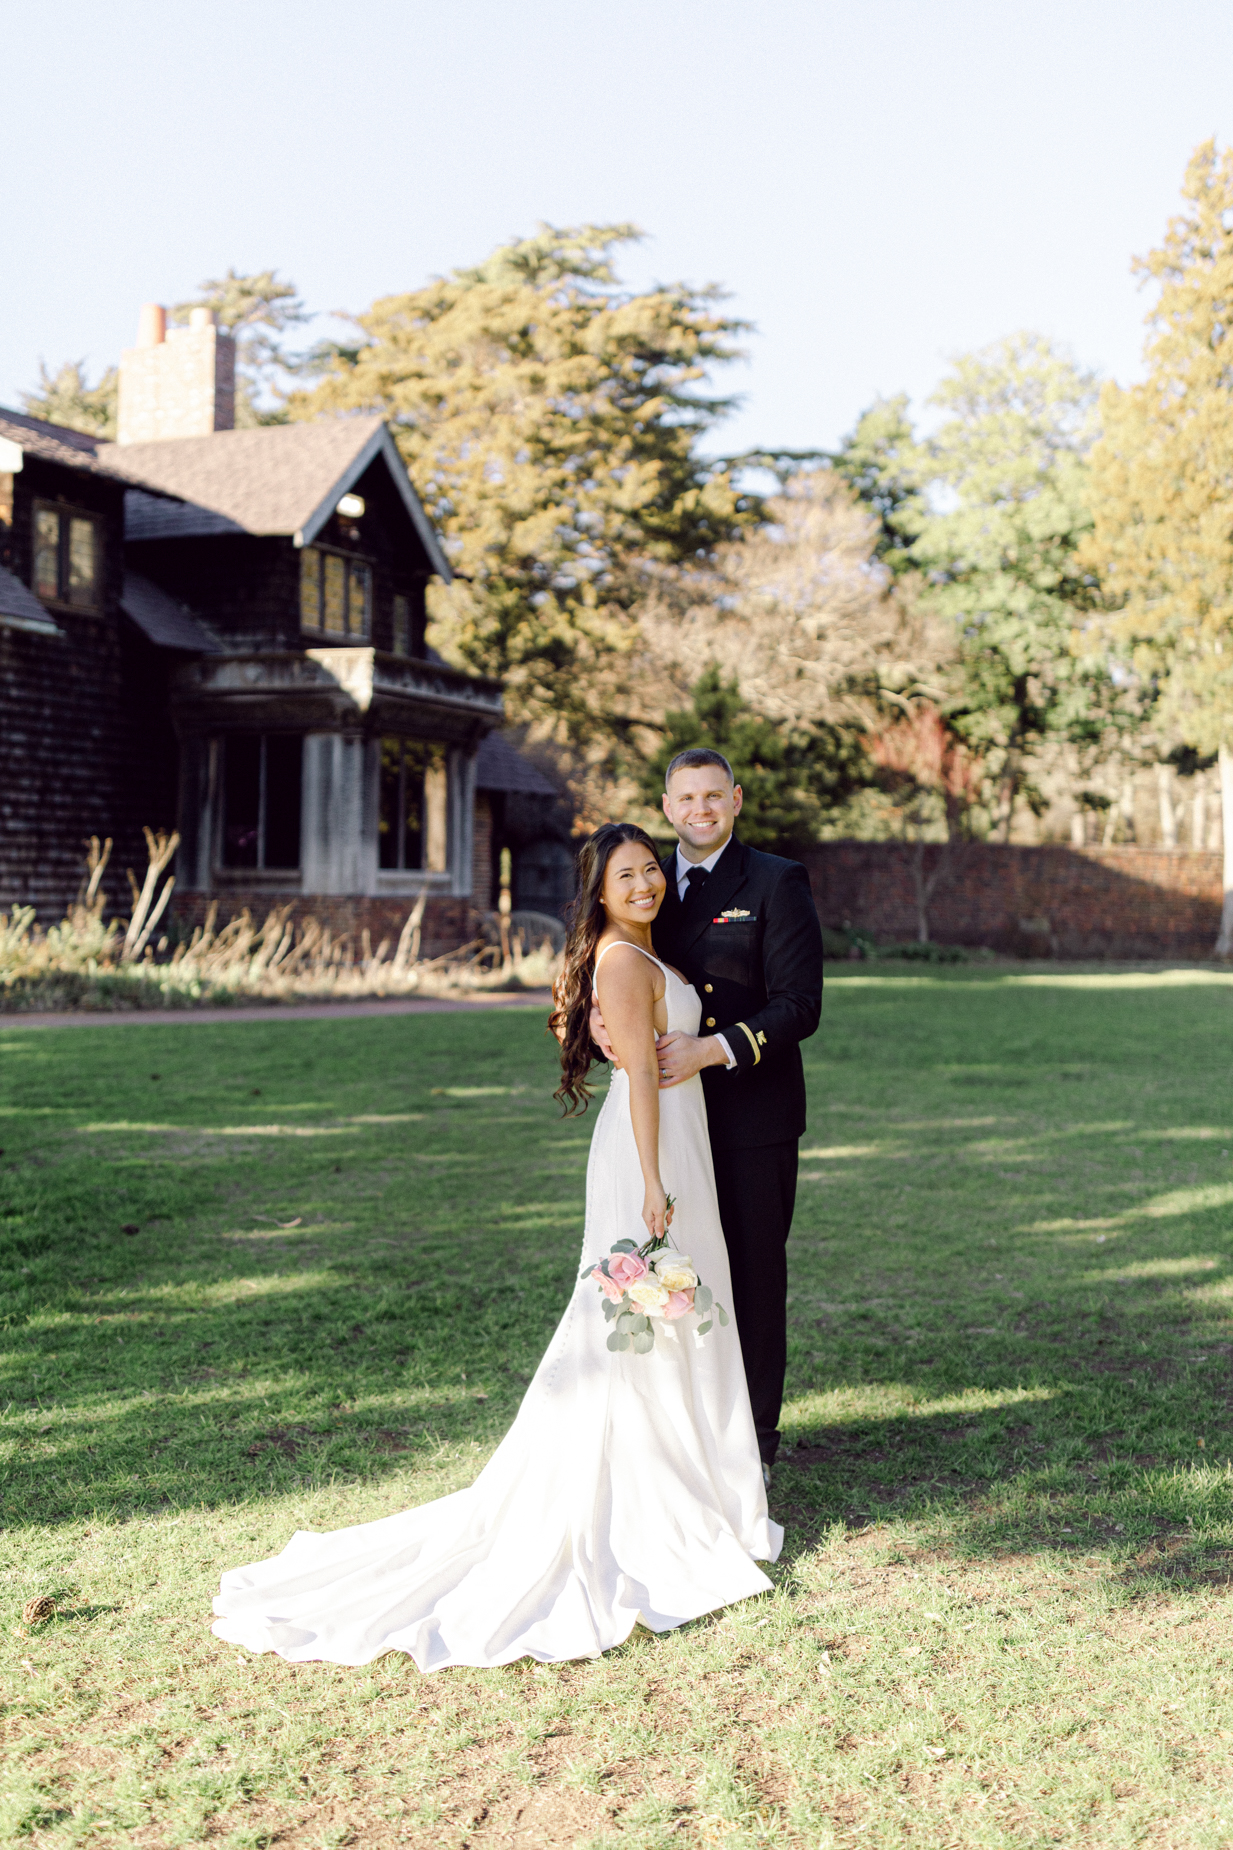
664;747;735;790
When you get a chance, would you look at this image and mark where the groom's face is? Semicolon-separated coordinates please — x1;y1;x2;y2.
663;767;743;860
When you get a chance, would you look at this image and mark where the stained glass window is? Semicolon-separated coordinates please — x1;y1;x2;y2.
32;505;99;607
347;561;371;638
67;518;96;607
323;554;346;634
300;548;321;628
392;594;410;655
34;508;59;600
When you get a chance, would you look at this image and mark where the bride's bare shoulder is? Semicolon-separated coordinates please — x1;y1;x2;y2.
593;937;662;996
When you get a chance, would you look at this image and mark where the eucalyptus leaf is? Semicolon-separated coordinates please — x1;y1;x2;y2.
696;1319;713;1335
694;1285;713;1313
602;1298;619;1322
611;1239;638;1254
606;1330;623;1351
631;1330;655;1354
717;1306;729;1326
616;1312;638;1335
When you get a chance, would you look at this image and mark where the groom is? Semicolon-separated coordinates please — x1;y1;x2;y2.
592;748;824;1473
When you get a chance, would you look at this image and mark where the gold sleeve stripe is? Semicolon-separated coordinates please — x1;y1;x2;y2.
735;1021;762;1066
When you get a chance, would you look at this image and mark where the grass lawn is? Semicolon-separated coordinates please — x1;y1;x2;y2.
3;969;1233;1848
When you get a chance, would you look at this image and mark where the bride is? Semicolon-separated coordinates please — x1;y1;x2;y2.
211;822;781;1670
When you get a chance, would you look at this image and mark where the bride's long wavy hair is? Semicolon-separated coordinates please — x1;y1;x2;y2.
551;822;664;1115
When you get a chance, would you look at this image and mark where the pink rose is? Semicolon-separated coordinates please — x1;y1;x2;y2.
592;1266;624;1304
607;1251;648;1290
662;1288;695;1320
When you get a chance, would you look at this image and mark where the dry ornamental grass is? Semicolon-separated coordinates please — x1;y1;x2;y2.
0;833;561;1014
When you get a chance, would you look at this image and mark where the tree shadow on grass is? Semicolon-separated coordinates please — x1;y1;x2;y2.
0;1249;567;1529
772;1275;1233;1602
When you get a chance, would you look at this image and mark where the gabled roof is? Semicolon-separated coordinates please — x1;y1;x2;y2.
121;572;220;653
0;406;118;478
96;417;452;579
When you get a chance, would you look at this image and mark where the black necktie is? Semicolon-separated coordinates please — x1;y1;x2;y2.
684;865;710;906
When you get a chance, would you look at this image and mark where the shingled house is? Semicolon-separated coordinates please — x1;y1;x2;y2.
0;304;566;952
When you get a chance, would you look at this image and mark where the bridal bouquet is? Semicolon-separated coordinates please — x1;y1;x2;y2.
583;1212;730;1354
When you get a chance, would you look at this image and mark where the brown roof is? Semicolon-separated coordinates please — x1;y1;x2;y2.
0;407;116;477
96;417;451;577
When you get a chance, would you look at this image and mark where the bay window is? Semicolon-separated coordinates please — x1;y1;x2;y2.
379;738;448;872
300;546;372;639
220;734;303;870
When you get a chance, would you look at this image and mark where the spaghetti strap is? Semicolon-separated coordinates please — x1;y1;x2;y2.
592;940;668;990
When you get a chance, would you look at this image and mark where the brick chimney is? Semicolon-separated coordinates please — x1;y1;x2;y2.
116;303;236;444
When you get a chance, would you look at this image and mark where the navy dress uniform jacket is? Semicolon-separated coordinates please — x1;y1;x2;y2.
651;836;824;1150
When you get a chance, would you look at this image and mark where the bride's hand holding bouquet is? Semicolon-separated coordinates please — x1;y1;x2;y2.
642;1179;674;1241
584;1197;730;1355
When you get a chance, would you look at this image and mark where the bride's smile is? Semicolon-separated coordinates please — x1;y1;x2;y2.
602;843;667;929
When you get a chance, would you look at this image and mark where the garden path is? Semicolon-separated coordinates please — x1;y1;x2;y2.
0;990;554;1030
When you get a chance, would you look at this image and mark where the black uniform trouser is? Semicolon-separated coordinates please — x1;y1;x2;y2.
707;1137;798;1465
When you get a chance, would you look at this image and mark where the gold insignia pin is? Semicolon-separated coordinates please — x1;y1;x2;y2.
721;908;751;918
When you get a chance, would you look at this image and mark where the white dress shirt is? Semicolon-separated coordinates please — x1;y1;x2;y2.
673;840;737;1070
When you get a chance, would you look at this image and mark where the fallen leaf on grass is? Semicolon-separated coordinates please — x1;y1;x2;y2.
902;1645;923;1657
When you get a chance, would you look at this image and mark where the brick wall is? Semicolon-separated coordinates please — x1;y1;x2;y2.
801;841;1225;959
170;891;476;962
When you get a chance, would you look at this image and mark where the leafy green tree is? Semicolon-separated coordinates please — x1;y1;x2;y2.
907;332;1121;837
291;224;757;737
638;664;866;852
1083;138;1233;951
170;267;307;424
20;360;118;438
830;393;921;576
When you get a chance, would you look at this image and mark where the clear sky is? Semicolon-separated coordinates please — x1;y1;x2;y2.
7;0;1233;456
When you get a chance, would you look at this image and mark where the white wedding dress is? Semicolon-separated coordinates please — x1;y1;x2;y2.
211;946;781;1670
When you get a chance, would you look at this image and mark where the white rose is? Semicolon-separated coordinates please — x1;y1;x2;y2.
629;1279;670;1317
653;1252;698;1292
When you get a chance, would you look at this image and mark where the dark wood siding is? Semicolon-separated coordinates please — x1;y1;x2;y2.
0;454;172;918
125;451;435;657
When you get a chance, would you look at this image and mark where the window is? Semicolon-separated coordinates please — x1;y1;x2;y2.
33;504;99;608
220;734;302;870
392;593;410;656
299;546;371;639
379;738;448;872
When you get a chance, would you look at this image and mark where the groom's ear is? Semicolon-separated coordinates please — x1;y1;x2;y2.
732;784;744;817
662;790;673;821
